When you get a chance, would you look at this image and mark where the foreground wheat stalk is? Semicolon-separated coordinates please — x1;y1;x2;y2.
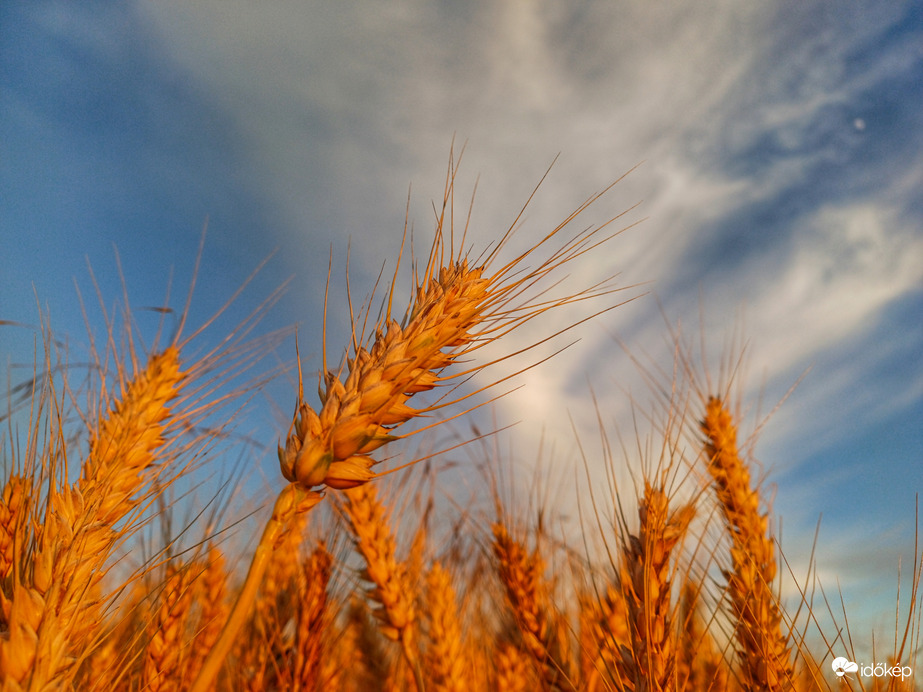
1;346;185;691
189;483;322;692
701;395;793;691
190;154;634;691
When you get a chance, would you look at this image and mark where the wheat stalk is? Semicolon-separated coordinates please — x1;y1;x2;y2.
701;395;793;691
618;482;695;692
0;347;185;691
423;561;468;692
492;521;577;691
341;482;423;691
190;483;322;692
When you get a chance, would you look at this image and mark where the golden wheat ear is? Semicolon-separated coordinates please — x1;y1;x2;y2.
422;560;469;692
491;520;578;692
288;542;334;690
617;482;696;692
143;560;198;692
340;482;424;691
578;583;631;692
278;151;639;495
701;395;794;691
494;640;538;692
184;547;229;686
675;581;731;692
0;344;186;691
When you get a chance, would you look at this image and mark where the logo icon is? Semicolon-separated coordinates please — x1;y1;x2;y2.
831;657;859;677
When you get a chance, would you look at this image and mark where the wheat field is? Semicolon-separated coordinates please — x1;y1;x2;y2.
1;160;920;691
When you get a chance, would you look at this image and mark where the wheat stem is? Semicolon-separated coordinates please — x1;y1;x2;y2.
189;483;322;692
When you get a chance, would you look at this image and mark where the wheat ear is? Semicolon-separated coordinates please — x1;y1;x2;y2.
492;522;576;691
0;347;184;691
618;482;695;692
184;547;229;686
0;473;27;636
143;562;197;692
701;395;793;691
494;640;536;692
290;542;333;691
278;153;634;494
0;475;25;586
423;561;468;692
581;583;631;692
341;482;424;691
675;581;730;692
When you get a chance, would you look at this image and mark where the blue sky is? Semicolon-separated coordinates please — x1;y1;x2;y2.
3;1;922;652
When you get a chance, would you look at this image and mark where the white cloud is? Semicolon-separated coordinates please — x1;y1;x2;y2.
722;202;921;370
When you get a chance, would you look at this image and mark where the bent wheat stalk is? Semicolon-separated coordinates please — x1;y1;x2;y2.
192;152;637;691
189;483;322;692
